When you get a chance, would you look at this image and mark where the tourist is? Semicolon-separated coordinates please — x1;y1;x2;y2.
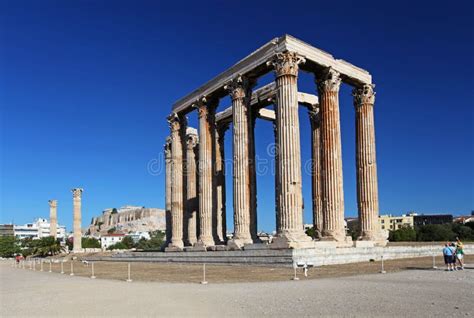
449;243;458;270
443;243;454;271
455;238;465;270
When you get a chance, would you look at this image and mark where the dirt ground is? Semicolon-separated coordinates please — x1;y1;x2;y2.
21;255;473;284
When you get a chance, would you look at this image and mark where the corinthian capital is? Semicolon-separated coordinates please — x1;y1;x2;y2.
167;112;187;132
224;76;255;101
192;96;217;121
48;200;57;208
186;132;199;150
307;104;320;124
164;136;172;159
71;188;83;199
268;51;305;77
316;67;342;93
352;84;376;106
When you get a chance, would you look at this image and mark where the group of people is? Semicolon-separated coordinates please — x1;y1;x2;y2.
442;238;465;271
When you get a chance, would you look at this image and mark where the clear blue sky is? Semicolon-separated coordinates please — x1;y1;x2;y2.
1;0;473;232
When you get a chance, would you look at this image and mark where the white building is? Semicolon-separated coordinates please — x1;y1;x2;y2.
100;233;125;249
14;218;66;240
127;231;150;243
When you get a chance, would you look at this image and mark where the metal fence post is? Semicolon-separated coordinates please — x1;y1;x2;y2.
126;263;132;282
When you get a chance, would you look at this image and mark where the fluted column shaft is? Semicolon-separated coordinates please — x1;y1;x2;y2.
317;68;346;241
270;52;310;244
353;84;380;240
249;114;258;240
168;113;186;249
48;200;58;239
226;77;253;246
309;107;323;238
72;188;83;252
164;138;172;244
186;132;199;245
195;99;216;247
215;124;229;243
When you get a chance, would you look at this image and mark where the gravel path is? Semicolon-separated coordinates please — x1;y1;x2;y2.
1;261;473;317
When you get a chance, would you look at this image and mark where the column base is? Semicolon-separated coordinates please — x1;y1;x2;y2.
271;232;313;249
321;229;347;242
195;237;215;248
169;240;184;249
227;238;253;250
320;235;353;247
165;246;183;252
359;230;388;247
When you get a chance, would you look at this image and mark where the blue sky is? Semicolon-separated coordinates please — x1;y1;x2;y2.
1;0;473;232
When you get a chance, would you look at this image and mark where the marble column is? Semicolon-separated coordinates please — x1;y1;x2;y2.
316;68;346;242
272;106;280;233
48;199;58;239
270;51;311;246
71;188;83;252
215;123;229;243
308;105;323;239
167;112;186;249
185;130;199;245
353;84;380;241
249;111;258;241
164;137;172;244
225;77;254;247
194;98;217;247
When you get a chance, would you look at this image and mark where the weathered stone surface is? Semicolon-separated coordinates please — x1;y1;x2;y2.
194;98;217;247
269;52;312;248
185;130;199;246
167;113;186;250
48;199;57;239
317;68;346;242
71;188;83;252
225;76;255;248
353;84;386;246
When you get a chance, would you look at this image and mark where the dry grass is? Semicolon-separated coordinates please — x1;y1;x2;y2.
33;255;473;284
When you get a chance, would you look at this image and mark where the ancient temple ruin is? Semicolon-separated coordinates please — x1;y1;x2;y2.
165;35;386;251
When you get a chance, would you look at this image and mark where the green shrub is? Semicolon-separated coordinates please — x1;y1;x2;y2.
107;241;127;250
388;226;416;241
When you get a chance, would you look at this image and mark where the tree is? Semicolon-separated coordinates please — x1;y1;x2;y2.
107;241;127;250
416;224;456;242
305;227;315;238
121;236;136;249
389;226;416;242
21;237;65;257
107;227;116;234
0;236;21;257
136;231;165;251
82;237;101;248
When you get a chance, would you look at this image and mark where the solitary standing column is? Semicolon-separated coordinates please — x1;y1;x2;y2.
225;77;254;247
215;123;229;243
270;51;311;247
186;130;199;246
71;188;83;252
353;84;384;244
48;199;58;239
317;68;346;242
164;137;172;244
167;113;186;250
308;105;323;239
194;98;217;248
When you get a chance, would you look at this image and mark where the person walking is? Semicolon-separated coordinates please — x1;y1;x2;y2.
455;238;465;270
443;243;454;271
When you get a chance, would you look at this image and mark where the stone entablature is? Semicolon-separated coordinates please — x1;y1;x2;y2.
173;34;370;114
89;206;165;234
